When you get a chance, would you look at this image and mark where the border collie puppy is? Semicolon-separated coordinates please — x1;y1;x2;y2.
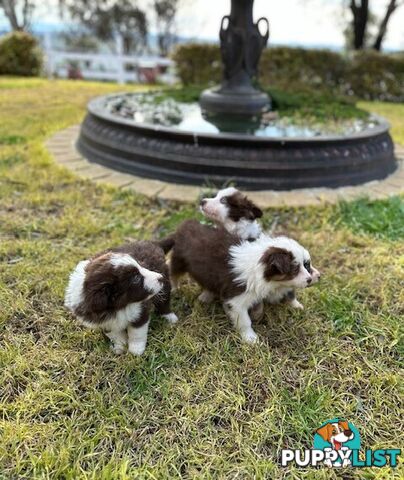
65;241;178;356
160;220;320;343
200;187;263;241
199;187;320;311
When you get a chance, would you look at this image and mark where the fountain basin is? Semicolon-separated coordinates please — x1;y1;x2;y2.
77;93;397;191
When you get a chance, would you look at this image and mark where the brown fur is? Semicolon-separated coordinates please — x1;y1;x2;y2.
225;191;263;222
75;241;171;326
165;220;245;300
261;247;300;281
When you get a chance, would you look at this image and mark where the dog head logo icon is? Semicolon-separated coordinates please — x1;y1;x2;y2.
316;420;355;450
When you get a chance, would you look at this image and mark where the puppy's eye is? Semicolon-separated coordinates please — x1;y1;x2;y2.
220;197;227;205
304;260;311;273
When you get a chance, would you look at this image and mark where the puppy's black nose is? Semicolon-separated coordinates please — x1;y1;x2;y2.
344;429;352;437
307;277;312;284
200;199;207;207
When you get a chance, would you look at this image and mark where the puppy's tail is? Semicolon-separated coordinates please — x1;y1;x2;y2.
158;235;175;254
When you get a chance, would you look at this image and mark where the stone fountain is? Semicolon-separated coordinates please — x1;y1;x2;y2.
77;0;397;190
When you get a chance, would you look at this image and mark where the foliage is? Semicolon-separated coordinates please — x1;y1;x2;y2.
173;44;404;102
267;88;368;121
172;43;221;85
347;50;404;102
0;31;43;76
60;0;147;55
153;0;179;56
61;30;100;53
155;85;368;122
0;77;403;478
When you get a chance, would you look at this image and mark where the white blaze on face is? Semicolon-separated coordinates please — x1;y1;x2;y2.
200;187;238;223
109;253;163;295
311;266;321;283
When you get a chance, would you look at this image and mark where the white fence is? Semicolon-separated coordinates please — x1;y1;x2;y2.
43;34;174;84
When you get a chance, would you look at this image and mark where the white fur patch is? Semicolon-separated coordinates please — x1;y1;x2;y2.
229;235;312;296
223;217;262;241
81;302;143;331
163;312;179;324
64;260;90;312
110;253;163;295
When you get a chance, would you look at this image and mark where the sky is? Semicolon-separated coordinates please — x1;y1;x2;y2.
1;0;404;50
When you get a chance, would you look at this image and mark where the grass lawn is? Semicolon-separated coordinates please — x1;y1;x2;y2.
0;77;403;479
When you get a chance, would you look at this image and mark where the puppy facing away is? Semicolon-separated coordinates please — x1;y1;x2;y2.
65;241;178;356
200;187;263;241
160;220;320;343
199;187;320;311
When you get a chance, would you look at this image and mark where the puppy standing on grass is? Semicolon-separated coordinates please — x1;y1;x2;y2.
199;187;320;311
160;220;320;343
65;241;178;356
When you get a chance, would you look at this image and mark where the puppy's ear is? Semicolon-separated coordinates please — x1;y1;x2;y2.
86;284;112;313
316;423;332;442
261;247;297;280
251;206;263;219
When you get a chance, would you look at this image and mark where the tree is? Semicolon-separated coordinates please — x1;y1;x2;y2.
350;0;369;49
0;0;35;31
372;0;403;51
309;0;404;51
60;0;148;54
348;0;403;51
153;0;179;56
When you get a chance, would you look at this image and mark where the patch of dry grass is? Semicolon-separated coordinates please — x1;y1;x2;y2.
0;78;403;479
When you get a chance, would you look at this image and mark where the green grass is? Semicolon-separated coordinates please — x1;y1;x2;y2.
154;85;368;121
360;100;404;144
0;77;403;479
335;197;404;241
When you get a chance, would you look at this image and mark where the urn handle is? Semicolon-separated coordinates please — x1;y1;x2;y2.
256;17;270;44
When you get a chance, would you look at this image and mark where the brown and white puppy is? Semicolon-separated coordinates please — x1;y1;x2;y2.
200;187;263;241
160;220;319;343
65;241;177;356
199;187;321;311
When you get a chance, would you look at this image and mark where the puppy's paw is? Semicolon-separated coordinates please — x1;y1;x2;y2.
198;290;215;304
163;312;178;324
241;328;258;344
111;343;126;355
128;342;146;356
290;299;304;310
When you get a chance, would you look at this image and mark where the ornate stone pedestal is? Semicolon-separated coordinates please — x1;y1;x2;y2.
200;0;270;115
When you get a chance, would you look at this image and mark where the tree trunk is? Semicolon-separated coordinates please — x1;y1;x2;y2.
1;0;32;31
1;0;22;30
350;0;369;50
372;0;400;51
